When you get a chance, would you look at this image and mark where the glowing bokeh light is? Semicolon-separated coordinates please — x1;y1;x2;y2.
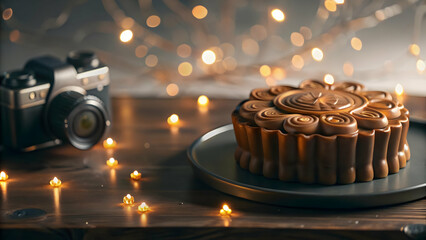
291;55;304;70
2;8;13;20
311;48;324;61
290;32;304;47
167;114;179;125
351;37;363;51
343;62;354;77
324;0;337;12
202;50;216;65
395;84;404;96
49;177;62;187
192;5;208;19
178;62;193;76
120;29;133;43
145;55;158;67
409;44;420;56
324;74;335;85
166;83;179;96
272;67;286;80
146;15;161;28
0;171;8;181
135;45;148;58
271;9;285;22
259;65;271;77
198;95;209;106
417;59;425;73
106;158;118;167
242;38;259;56
177;44;192;58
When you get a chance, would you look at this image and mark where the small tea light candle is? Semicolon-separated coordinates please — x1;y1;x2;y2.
197;95;209;106
138;202;150;213
167;114;179;126
123;194;134;205
103;138;117;149
106;157;118;167
219;204;232;215
130;170;142;180
50;177;62;187
0;171;9;181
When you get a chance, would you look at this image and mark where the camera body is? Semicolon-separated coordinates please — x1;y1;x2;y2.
0;51;111;151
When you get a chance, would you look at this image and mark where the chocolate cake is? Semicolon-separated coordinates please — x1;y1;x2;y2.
231;80;410;185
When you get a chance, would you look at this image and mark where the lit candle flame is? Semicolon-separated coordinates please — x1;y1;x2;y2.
123;194;134;205
106;157;118;167
395;84;404;96
0;171;9;181
220;204;232;215
167;114;179;125
130;170;142;180
50;177;62;187
198;95;209;106
103;138;117;149
271;9;285;22
324;74;335;85
138;202;150;213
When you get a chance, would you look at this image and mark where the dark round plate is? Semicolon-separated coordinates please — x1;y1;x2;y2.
188;123;426;208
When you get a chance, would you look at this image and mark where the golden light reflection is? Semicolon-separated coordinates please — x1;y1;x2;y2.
135;45;148;58
311;47;324;61
324;0;337;12
416;59;425;73
1;181;7;203
166;83;179;96
177;44;192;58
103;138;117;149
167;114;179;125
53;187;61;216
259;65;271;77
291;55;304;70
178;62;193;76
290;32;304;47
242;38;259;56
9;30;20;43
351;37;363;51
146;15;161;28
120;29;133;43
198;95;209;106
202;50;216;65
107;157;118;167
395;83;404;96
123;194;135;205
140;213;148;226
343;62;354;77
110;169;116;184
145;54;158;67
271;9;285;22
2;8;13;20
0;171;8;181
130;170;142;181
324;73;335;85
192;5;208;19
220;204;232;215
408;44;420;56
50;177;62;187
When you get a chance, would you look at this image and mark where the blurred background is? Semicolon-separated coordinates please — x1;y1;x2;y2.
1;0;425;98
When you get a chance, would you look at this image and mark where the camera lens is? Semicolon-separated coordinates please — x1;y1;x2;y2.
48;91;109;150
67;50;100;69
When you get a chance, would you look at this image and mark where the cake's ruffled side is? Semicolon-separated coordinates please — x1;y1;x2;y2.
232;111;410;185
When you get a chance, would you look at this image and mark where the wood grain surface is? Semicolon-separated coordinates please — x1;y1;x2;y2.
0;97;425;240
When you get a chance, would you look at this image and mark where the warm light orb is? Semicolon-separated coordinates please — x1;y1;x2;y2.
290;32;304;47
120;29;133;43
123;194;134;205
334;0;345;4
291;55;304;70
324;0;337;12
2;8;13;21
145;54;158;67
177;44;192;58
324;74;335;85
0;171;9;181
395;84;404;96
192;5;208;19
146;15;161;28
271;9;285;22
343;62;354;77
166;83;179;96
259;65;271;77
202;50;216;65
409;44;420;56
103;138;117;149
130;170;142;180
311;48;324;61
138;202;150;213
50;177;62;187
106;157;118;167
198;95;209;106
220;204;232;215
178;62;193;76
416;59;425;73
167;114;179;125
272;67;286;80
351;37;362;51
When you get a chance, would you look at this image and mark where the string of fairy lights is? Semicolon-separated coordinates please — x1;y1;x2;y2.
1;0;424;98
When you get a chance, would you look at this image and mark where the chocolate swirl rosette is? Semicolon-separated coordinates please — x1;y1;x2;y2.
231;79;410;185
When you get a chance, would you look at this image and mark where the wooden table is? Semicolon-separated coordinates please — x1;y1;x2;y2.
1;97;425;240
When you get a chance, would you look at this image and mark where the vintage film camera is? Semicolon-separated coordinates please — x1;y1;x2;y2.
0;51;111;151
